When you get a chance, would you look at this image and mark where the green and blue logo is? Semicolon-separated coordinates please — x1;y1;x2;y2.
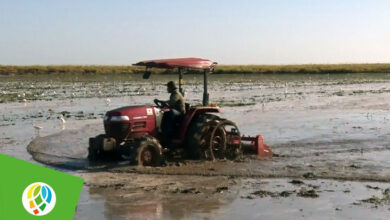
22;182;56;216
0;154;84;219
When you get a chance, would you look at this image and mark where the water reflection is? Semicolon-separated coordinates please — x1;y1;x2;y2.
88;185;227;219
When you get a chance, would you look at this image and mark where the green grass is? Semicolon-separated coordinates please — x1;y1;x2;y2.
215;63;390;74
0;65;145;75
1;63;390;75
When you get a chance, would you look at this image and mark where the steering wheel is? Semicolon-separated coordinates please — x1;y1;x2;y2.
154;99;169;108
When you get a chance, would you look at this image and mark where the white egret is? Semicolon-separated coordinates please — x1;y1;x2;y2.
60;115;66;130
33;125;42;136
105;98;111;106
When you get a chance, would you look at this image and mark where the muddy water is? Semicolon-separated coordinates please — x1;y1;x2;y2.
1;73;390;219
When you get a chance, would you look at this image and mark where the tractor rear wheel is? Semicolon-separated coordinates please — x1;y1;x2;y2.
211;120;242;160
134;136;163;166
208;122;227;160
184;114;242;160
184;114;222;160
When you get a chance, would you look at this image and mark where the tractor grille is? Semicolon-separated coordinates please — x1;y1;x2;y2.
104;123;130;139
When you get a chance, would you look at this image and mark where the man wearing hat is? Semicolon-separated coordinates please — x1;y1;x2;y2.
154;81;186;143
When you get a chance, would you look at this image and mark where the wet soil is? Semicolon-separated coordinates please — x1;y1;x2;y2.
1;73;390;219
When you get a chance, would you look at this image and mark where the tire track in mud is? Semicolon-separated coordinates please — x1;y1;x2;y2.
27;147;390;183
101;136;390;183
27;133;390;183
104;158;390;183
272;138;390;157
28;148;390;183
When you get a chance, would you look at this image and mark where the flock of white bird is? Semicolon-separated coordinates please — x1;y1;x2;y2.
31;93;113;137
25;81;383;139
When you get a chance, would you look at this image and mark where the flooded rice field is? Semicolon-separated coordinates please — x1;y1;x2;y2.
1;73;390;219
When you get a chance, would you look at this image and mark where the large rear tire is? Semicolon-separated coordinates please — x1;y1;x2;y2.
184;114;242;160
212;120;242;160
134;136;163;166
184;114;221;159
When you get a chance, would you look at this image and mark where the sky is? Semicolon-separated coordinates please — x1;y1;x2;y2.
0;0;389;65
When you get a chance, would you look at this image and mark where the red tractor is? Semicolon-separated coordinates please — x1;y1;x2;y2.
88;58;272;166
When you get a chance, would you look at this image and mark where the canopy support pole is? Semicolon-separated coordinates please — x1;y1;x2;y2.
178;68;184;96
203;69;209;106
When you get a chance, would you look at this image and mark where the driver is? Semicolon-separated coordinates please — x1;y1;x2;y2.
154;81;186;143
154;81;185;114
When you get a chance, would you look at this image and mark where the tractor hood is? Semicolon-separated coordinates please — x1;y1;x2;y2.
105;105;155;121
104;105;159;139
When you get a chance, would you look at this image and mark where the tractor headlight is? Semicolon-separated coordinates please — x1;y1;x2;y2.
110;116;130;122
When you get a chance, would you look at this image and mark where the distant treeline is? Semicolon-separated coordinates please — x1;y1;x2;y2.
1;63;390;75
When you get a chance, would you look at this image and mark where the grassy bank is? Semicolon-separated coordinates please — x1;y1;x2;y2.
215;63;390;74
1;63;390;75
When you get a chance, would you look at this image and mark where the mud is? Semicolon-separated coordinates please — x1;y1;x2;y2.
2;73;390;219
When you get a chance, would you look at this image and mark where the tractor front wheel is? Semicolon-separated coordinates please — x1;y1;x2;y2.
134;136;163;166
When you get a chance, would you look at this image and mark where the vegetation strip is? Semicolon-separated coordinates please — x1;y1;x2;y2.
2;63;390;75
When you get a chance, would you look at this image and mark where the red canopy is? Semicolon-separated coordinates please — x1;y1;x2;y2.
133;57;217;70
